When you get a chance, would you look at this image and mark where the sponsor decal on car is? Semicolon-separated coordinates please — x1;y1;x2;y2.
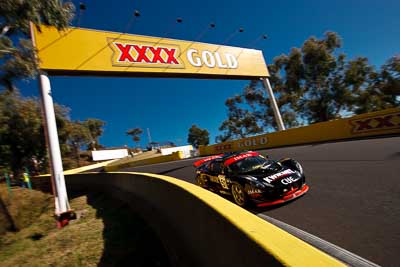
263;169;295;183
281;176;300;185
349;112;400;134
218;175;229;189
247;188;263;195
224;151;260;166
193;154;224;167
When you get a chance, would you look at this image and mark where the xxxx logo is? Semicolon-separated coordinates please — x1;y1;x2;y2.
109;38;184;68
215;144;233;152
349;112;400;134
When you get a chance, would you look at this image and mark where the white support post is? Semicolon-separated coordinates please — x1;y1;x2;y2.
39;74;72;220
261;77;286;131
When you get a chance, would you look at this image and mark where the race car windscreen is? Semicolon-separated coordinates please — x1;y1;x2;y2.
228;156;270;173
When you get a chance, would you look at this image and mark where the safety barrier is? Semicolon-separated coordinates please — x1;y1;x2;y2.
32;172;345;267
62;159;118;174
199;107;400;155
104;151;184;171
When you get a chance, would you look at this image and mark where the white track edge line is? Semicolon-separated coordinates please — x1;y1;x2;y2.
257;214;381;267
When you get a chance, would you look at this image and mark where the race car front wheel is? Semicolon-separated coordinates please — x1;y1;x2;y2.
231;183;247;207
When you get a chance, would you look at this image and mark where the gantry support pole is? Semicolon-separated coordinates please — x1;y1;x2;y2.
39;73;74;228
261;77;285;131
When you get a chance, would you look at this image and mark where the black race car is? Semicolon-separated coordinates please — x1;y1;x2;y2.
193;151;309;207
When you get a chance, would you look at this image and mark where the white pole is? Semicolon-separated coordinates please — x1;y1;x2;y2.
39;74;71;215
261;77;286;131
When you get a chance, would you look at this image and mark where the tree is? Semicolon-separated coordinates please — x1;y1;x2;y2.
0;90;45;179
272;32;354;123
187;125;209;148
0;0;75;90
216;94;263;142
217;32;399;141
0;90;72;176
216;79;299;142
82;118;106;150
269;32;398;122
126;128;143;148
65;121;91;167
352;55;400;114
0;2;116;173
0;1;82;174
0;89;107;175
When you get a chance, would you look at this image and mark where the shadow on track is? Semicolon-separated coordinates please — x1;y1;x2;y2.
83;191;171;267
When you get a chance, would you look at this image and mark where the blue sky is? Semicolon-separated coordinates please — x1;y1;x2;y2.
16;0;399;148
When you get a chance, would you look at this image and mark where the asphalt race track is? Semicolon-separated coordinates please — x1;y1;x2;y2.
122;136;400;267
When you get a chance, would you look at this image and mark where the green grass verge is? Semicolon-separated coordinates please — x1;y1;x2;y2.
0;184;171;267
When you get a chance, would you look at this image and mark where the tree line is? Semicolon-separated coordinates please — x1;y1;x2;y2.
216;32;399;142
0;89;105;179
1;1;76;179
186;33;399;146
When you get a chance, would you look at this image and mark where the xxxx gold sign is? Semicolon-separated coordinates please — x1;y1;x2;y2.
349;111;400;134
110;39;184;68
31;26;269;78
213;136;269;152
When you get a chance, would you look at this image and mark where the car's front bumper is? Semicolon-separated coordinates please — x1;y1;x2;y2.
255;184;309;207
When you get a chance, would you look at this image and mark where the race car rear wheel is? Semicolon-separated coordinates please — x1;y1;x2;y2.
196;174;206;187
231;183;247;207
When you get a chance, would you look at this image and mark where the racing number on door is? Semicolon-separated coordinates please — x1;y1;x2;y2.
218;175;229;189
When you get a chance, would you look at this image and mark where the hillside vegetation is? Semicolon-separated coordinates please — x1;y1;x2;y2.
0;184;170;266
